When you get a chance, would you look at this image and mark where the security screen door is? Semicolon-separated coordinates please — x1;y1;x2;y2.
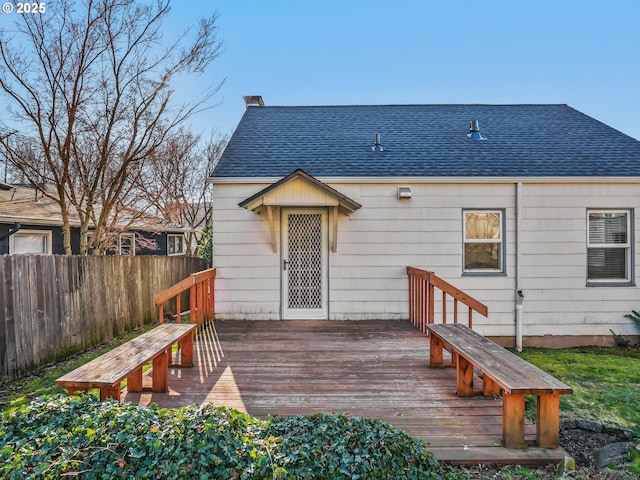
282;209;328;319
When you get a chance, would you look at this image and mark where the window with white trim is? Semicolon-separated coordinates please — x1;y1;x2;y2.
168;234;185;255
119;233;135;256
463;210;504;273
587;210;632;284
9;229;52;254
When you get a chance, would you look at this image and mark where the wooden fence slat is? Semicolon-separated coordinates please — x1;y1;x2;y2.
0;259;7;380
0;255;209;384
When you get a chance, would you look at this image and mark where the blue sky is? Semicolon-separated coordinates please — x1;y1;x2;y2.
169;0;640;141
1;1;639;141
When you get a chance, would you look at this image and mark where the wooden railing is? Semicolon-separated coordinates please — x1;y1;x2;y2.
155;268;216;326
407;267;488;333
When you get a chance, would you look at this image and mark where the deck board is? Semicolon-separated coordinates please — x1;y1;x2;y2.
123;320;566;465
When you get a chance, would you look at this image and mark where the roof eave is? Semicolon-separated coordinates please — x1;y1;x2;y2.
213;175;640;185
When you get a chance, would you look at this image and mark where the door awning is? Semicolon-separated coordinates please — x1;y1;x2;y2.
239;169;362;253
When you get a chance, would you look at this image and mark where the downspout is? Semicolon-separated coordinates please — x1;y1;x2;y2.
515;183;523;352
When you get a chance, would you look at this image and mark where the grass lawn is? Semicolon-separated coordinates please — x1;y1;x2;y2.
0;324;158;412
518;346;640;430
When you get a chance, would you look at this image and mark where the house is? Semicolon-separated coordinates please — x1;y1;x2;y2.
208;98;640;347
0;183;189;256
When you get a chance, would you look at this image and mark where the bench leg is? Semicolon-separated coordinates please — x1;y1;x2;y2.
456;356;474;397
537;394;560;448
152;349;169;393
503;393;526;448
100;386;121;402
127;367;143;392
180;331;194;367
483;375;501;397
429;334;444;366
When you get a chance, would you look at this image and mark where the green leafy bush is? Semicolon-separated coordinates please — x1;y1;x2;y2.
625;310;640;333
0;395;464;479
264;413;451;479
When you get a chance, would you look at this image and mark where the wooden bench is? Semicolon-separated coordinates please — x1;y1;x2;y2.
426;323;573;449
55;323;197;402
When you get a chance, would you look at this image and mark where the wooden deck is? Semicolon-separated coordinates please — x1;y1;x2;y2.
123;320;566;465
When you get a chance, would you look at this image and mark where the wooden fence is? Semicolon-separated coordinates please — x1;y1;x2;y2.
0;255;209;384
407;266;488;332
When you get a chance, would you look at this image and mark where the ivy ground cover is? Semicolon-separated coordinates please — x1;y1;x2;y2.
0;394;465;479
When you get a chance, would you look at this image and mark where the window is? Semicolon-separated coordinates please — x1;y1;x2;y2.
587;210;632;284
463;210;504;274
168;234;185;255
9;229;52;254
118;233;135;256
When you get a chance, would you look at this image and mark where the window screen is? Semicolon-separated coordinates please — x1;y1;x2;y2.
587;211;630;281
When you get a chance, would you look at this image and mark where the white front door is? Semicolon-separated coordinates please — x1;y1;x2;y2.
282;209;328;319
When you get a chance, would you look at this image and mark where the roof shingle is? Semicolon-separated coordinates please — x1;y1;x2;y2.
211;104;640;178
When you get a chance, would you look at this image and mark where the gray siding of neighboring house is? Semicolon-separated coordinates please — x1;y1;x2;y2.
0;223;174;256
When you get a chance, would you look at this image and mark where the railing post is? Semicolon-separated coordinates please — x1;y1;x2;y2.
407;267;485;333
205;278;210;319
408;273;414;326
442;290;447;324
416;277;421;330
155;268;216;327
190;284;197;325
453;299;458;324
427;273;435;326
420;277;427;333
197;280;204;325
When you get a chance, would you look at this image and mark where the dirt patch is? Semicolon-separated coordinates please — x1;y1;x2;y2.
465;423;638;479
560;427;620;469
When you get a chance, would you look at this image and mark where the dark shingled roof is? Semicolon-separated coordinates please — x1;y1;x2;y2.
211;104;640;178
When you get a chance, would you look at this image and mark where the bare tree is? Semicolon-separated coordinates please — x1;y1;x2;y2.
138;130;227;256
0;0;223;254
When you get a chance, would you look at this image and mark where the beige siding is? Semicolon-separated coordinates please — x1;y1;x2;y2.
327;184;516;333
263;177;338;206
519;183;640;338
212;184;281;319
212;181;640;340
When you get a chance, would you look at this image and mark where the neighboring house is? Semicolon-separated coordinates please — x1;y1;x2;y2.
0;183;188;256
208;98;640;347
